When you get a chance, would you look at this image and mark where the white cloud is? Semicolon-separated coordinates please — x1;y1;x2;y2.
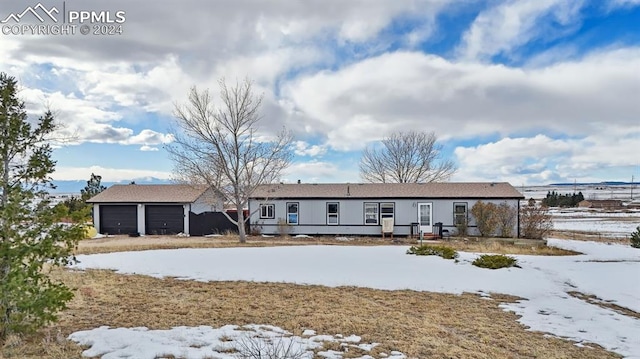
458;0;585;61
53;166;172;182
139;145;159;152
293;141;328;157
452;131;640;185
283;161;359;183
12;85;175;147
282;48;640;150
127;130;175;146
3;0;638;185
453;135;574;184
609;0;640;8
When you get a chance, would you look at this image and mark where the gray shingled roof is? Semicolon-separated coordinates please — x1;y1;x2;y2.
251;182;524;199
87;184;209;203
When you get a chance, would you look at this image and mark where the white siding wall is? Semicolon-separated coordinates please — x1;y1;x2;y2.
137;204;145;235
249;198;520;237
183;204;190;235
92;204;100;231
191;189;224;214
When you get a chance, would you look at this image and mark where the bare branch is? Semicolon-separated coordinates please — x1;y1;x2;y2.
359;130;456;183
166;78;293;242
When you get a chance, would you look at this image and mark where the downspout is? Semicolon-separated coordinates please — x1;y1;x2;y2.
185;203;191;235
517;199;521;238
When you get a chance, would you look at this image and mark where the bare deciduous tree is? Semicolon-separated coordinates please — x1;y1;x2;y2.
359;131;456;183
167;78;293;243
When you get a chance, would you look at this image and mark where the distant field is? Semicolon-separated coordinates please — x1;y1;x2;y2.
520;184;638;201
549;207;640;240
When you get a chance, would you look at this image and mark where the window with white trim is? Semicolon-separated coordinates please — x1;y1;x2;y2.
380;202;394;224
327;202;339;225
364;203;379;225
454;203;467;225
287;202;299;225
260;204;275;219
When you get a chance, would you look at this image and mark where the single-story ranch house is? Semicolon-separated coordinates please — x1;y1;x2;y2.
87;184;231;236
249;182;525;237
88;182;524;237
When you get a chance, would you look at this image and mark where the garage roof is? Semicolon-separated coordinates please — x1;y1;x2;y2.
87;184;210;203
251;182;524;199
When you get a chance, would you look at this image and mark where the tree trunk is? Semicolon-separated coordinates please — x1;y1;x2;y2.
237;204;246;243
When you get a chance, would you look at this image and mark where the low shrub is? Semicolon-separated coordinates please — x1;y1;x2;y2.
277;218;291;237
631;226;640;249
472;254;519;269
237;334;306;359
406;245;459;260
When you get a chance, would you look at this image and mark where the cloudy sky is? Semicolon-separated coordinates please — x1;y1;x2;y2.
1;0;639;188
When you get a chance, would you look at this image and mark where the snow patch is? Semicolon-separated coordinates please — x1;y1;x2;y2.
68;324;398;359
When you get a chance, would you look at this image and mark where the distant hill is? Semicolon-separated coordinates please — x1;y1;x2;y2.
52;177;172;193
549;182;639;186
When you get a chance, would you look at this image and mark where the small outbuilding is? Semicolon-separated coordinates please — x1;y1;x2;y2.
577;199;624;209
87;184;229;236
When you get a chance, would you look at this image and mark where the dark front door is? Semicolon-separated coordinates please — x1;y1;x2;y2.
145;205;184;235
100;205;137;235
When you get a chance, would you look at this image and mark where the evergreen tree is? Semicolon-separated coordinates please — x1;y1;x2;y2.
542;190;584;208
80;173;106;201
630;226;640;249
0;72;83;342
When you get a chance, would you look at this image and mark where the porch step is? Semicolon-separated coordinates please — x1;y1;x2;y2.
422;233;441;240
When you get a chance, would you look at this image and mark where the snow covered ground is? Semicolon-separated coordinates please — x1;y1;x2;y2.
69;324;406;359
552;217;639;237
70;239;640;358
549;209;640;238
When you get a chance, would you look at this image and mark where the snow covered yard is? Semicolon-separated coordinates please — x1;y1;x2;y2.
69;239;640;358
550;208;640;238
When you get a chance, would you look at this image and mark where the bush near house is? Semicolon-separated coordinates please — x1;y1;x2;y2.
495;201;517;238
277;218;292;237
472;254;519;269
406;245;459;260
470;201;499;237
454;220;468;237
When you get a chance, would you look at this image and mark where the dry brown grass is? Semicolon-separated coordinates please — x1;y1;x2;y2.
436;238;580;256
76;234;579;256
2;268;621;359
568;291;640;319
1;235;621;358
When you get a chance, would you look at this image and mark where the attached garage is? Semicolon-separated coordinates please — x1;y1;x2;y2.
99;205;137;235
145;205;184;235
